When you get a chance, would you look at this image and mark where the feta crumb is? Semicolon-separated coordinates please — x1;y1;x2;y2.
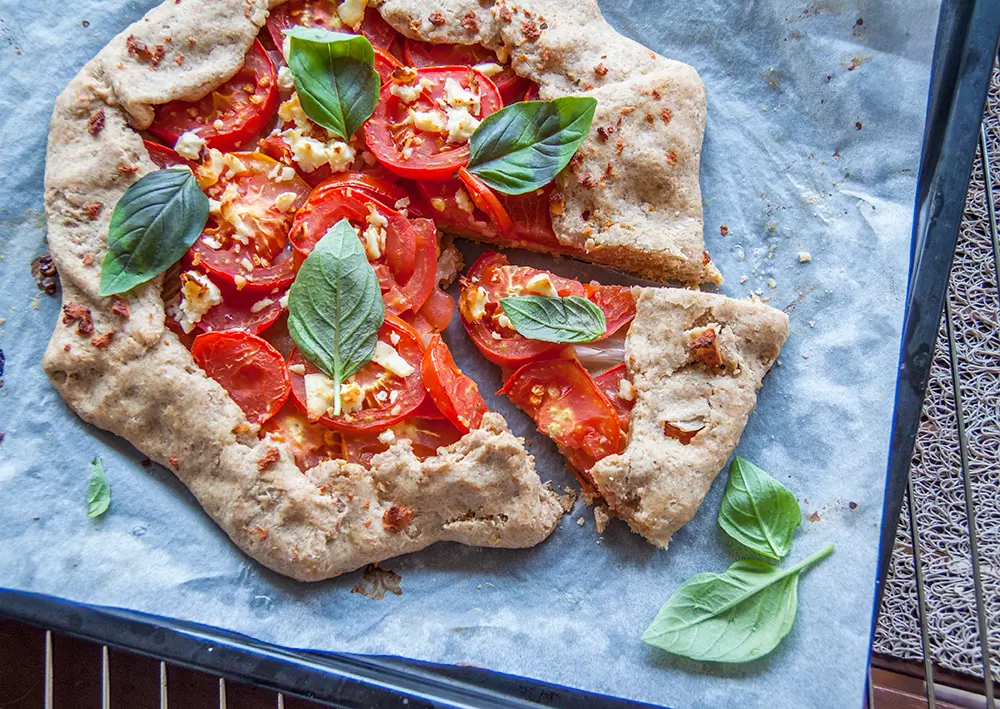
362;207;387;261
430;197;447;212
496;313;512;330
377;429;396;444
275;166;297;182
798;251;812;263
443;77;480;113
304;373;364;419
277;66;295;91
208;198;223;215
739;274;748;283
389;331;400;345
390;81;425;104
173;131;206;160
288;363;306;375
525;273;558;297
468;286;489;319
472;62;504;77
444;106;481;144
281;128;356;173
278;94;312;130
212;119;225;131
454;186;475;214
768;278;777;289
274;192;298;213
617;378;635;401
336;0;367;29
278;292;289;309
250;297;274;314
176;271;222;333
410;108;447;133
202;236;223;250
372;340;415;378
394;197;411;211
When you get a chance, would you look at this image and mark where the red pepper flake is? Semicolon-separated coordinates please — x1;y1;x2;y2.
644;113;655;125
568;152;584;173
257;447;281;471
118;164;139;176
522;19;541;40
665;149;678;166
175;54;184;66
604;161;614;179
82;253;95;267
62;302;94;336
651;88;662;100
87;109;106;137
85;202;103;221
596;125;613;143
690;327;723;368
663;422;698;445
125;35;165;67
720;225;729;236
660;108;673;124
408;18;422;33
460;11;478;31
110;297;131;319
382;505;414;533
498;5;513;22
615;139;625;155
594;63;608;77
169;454;179;470
90;329;116;349
364;519;372;528
428;11;446;25
253;526;269;541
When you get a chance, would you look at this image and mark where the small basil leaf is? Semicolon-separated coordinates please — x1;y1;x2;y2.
287;218;384;415
99;168;209;296
718;457;802;561
87;457;111;518
285;27;380;141
467;97;598;195
499;295;606;343
642;544;834;663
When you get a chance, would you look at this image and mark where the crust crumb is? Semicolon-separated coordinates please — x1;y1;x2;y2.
85;202;103;221
233;422;250;435
720;225;729;236
594;504;611;533
428;11;446;25
126;35;165;67
62;303;94;336
460;11;479;31
31;253;58;295
351;565;402;600
90;329;116;349
257;447;281;471
382;505;414;532
87;109;106;136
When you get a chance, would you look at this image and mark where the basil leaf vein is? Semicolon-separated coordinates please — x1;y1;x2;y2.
641;544;833;663
87;457;111;518
99;168;209;296
285;27;380;141
287;219;384;415
499;295;606;343
467;97;598;195
718;457;802;560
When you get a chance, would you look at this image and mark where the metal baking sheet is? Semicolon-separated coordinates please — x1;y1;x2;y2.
0;1;939;707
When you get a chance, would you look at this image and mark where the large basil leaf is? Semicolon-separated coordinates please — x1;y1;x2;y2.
466;97;598;195
285;27;380;141
99;168;209;296
87;457;111;518
499;295;606;343
287;218;384;415
642;544;834;663
718;457;802;560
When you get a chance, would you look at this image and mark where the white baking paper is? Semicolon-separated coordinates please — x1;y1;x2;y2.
0;1;938;706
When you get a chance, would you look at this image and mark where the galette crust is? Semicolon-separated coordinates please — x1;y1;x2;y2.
590;288;789;547
42;0;562;583
372;0;718;285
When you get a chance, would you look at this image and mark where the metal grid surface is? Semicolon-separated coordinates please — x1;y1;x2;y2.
873;65;1000;705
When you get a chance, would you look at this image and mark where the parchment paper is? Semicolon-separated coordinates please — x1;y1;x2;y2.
0;1;938;707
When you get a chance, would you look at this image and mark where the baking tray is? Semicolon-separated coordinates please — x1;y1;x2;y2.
1;1;998;708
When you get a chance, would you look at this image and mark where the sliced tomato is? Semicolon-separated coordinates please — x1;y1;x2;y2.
149;41;278;153
593;363;633;437
189;152;311;290
522;82;541;102
415;287;455;333
259;403;342;471
417;179;495;239
315;172;419;214
500;358;620;473
584;283;636;339
411;395;449;420
267;2;399;53
342;416;463;468
458;166;514;236
401;38;529;104
497;183;561;248
458;251;584;367
374;47;403;84
191;330;290;425
144;140;192;169
421;334;488;433
364;66;503;180
197;281;286;335
288;315;426;432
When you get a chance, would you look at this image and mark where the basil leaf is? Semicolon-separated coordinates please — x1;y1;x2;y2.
718;457;802;560
285;27;380;141
642;544;834;663
499;295;606;343
467;97;598;195
287;218;384;415
87;457;111;518
99;168;209;296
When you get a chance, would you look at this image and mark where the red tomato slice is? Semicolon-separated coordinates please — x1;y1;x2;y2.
401;38;530;104
149;41;278;153
342;416;463;468
522;83;540;101
196;280;286;335
189;152;312;290
364;66;503;180
415;287;455;333
144;140;192;169
191;330;291;425
497;183;561;248
374;47;404;84
421;334;488;433
411;395;449;420
288;315;426;432
259;403;342;471
314;172;420;215
593;363;633;437
458;251;583;367
584;283;636;339
500;358;620;473
267;2;399;52
417;179;495;239
458;166;514;236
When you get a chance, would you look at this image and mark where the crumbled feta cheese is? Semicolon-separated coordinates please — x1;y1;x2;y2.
223;153;247;176
389;331;400;345
390;81;425;103
496;313;512;330
280;128;356;173
213;119;225;131
362;207;387;261
340;380;365;413
389;390;400;404
377;429;396;444
278;292;289;309
175;271;222;334
208;199;223;215
250;297;274;314
525;273;558;297
472;62;503;77
278;94;312;130
443;77;480;113
274;192;298;213
282;35;292;61
444;107;480;144
490;331;502;340
430;198;447;212
410;109;447;134
618;378;635;401
174;131;205;160
336;0;367;29
202;236;223;250
288;363;306;375
277;66;295;91
468;286;489;320
304;373;364;419
454;186;475;214
372;341;415;378
240;257;255;272
394;197;410;211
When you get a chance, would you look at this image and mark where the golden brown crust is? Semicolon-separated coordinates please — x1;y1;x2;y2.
42;0;562;583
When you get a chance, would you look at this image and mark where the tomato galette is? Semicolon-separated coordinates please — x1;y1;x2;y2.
42;0;782;579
